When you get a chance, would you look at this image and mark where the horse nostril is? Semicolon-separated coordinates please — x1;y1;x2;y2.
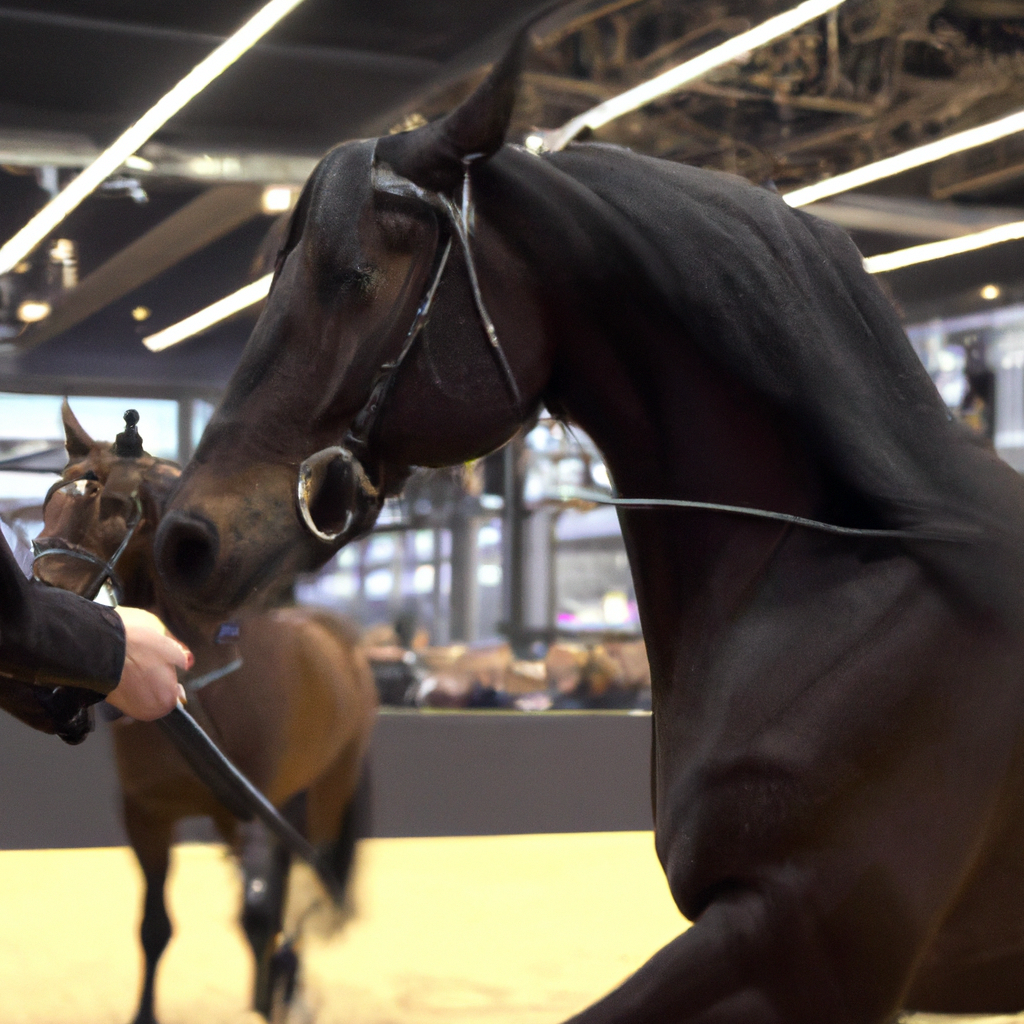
155;512;219;592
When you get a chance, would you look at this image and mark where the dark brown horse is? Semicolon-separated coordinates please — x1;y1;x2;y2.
36;403;377;1024
155;18;1024;1024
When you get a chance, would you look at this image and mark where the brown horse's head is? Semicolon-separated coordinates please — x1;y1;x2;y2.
35;402;181;614
157;17;558;616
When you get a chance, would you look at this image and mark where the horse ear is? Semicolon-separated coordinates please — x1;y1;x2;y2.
375;10;543;193
62;399;94;458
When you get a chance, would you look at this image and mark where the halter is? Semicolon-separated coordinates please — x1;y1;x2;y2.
32;481;143;604
296;152;521;544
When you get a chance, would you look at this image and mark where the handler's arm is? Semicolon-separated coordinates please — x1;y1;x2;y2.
0;535;190;719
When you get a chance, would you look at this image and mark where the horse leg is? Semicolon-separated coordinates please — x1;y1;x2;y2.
324;759;371;899
562;869;910;1024
239;819;293;1020
123;798;173;1024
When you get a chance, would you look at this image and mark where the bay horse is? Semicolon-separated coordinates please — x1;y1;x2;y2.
155;17;1024;1024
35;403;377;1024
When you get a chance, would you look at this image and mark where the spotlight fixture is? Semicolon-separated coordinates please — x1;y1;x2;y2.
261;186;296;214
17;300;51;323
0;0;310;275
123;155;155;173
981;284;1001;300
143;274;272;351
49;239;74;263
132;306;152;322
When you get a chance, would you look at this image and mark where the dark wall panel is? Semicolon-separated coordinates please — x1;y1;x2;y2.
0;710;654;849
371;711;653;837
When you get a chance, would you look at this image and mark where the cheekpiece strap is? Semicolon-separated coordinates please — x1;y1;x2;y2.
369;148;523;424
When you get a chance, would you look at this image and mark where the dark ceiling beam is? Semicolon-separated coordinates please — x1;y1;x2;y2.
15;183;265;352
0;6;440;77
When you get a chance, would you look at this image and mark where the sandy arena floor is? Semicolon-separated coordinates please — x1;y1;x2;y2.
0;832;1020;1024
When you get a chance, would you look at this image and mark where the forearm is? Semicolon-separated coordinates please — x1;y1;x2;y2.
0;585;125;693
0;541;125;694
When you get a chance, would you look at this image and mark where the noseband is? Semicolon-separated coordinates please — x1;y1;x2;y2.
296;151;520;544
33;477;143;604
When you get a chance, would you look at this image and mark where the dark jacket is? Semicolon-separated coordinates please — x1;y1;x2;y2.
0;534;125;740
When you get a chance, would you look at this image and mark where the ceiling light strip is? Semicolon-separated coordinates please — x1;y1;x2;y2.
0;0;308;276
148;209;1024;349
143;274;272;352
785;108;1024;208
545;0;844;152
864;220;1024;274
148;220;1024;348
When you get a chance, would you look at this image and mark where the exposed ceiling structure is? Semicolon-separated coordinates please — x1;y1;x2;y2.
4;0;1024;397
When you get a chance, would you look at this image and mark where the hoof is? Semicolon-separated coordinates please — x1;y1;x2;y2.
268;941;302;1023
271;940;300;1003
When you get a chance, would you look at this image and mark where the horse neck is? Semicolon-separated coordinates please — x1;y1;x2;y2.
558;319;829;667
490;163;831;675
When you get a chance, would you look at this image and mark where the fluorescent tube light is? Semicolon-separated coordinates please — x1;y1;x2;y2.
143;274;272;352
785;107;1024;208
544;0;844;152
864;220;1024;274
0;0;308;276
150;4;846;352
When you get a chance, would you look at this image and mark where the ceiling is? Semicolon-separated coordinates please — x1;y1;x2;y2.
4;0;1024;399
0;0;543;396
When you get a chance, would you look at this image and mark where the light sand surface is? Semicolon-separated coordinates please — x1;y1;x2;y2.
0;834;1020;1024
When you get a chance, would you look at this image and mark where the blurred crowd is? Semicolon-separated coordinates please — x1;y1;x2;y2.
363;623;651;712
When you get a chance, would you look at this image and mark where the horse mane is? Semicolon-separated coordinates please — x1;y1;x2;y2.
514;143;1024;618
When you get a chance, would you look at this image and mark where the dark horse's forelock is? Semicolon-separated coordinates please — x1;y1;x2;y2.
217;142;380;418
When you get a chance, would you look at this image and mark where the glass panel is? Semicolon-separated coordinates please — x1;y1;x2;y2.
366;534;397;564
0;393;178;459
66;397;179;460
191;399;216;450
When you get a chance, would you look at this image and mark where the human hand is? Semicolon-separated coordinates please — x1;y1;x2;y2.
106;607;192;720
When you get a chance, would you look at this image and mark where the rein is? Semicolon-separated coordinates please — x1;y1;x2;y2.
184;656;244;694
555;487;976;544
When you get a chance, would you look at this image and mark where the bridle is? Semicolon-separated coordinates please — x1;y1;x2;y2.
293;148;972;550
33;475;143;604
296;150;521;544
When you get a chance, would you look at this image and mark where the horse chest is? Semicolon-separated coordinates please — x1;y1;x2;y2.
647;541;1021;917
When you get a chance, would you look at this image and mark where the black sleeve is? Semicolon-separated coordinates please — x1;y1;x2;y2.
0;532;125;694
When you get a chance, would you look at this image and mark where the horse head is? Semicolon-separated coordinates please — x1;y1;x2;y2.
35;402;180;611
157;16;557;616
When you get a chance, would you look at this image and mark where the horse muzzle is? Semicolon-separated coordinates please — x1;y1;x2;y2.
296;445;382;544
